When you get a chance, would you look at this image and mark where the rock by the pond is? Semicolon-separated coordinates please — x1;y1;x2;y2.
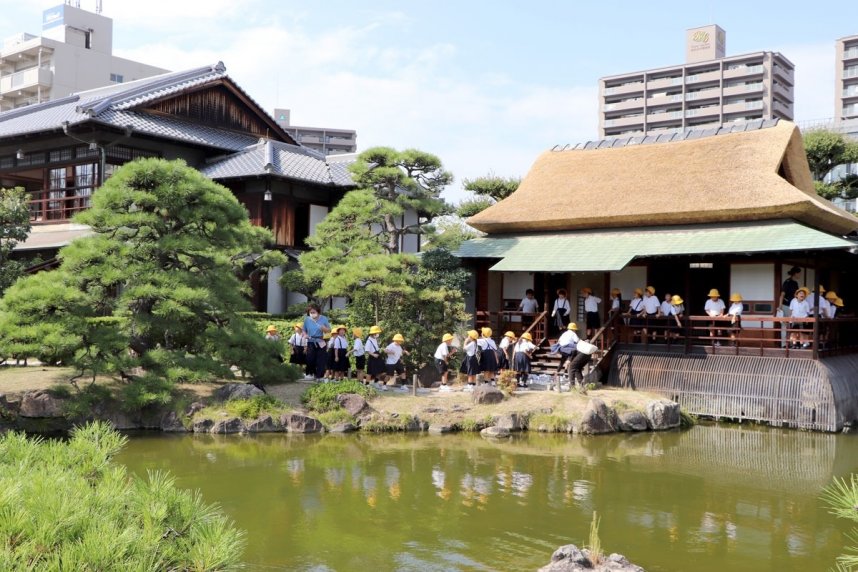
192;418;215;433
281;412;323;433
617;409;649;432
644;399;681;431
578;398;619;435
160;410;188;432
329;422;357;433
0;394;21;415
213;383;264;402
472;385;504;405
428;423;456;434
336;393;370;416
19;390;66;418
211;417;244;434
186;401;205;416
494;412;527;431
480;426;510;438
539;544;645;572
245;414;282;433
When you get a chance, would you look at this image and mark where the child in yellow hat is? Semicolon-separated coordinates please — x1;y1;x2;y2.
789;288;811;349
328;326;349;381
498;331;516;371
365;325;384;386
705;288;726;346
347;327;366;384
434;333;457;390
727;293;743;345
460;330;480;391
477;327;499;384
513;332;536;388
288;323;306;368
385;334;410;387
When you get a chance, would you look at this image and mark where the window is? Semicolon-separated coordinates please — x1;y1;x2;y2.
110;73;124;83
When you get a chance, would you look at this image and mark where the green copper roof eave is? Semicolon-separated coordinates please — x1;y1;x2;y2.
456;220;856;273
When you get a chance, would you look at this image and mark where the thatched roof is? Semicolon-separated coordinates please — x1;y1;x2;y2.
468;121;858;236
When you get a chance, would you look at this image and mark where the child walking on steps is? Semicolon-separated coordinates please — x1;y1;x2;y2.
513;332;536;388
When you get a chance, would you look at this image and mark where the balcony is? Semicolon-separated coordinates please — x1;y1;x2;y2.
723;64;764;80
646;76;683;90
773;82;792;100
604;97;645;112
0;66;52;95
604;114;645;129
646;110;683;125
844;47;858;62
685;105;720;119
685;70;721;84
604;82;644;96
773;64;794;85
685;87;721;102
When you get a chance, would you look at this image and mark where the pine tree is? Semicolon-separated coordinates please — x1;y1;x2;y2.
0;186;31;296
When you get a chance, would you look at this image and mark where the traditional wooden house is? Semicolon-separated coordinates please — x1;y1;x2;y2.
458;119;858;431
0;62;354;311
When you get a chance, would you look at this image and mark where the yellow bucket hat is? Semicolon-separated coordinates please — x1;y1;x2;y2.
521;332;533;341
729;293;743;302
834;297;844;307
567;322;578;331
708;288;720;298
634;288;643;296
353;327;364;337
369;325;382;335
645;286;656;294
671;295;684;305
467;329;479;340
442;333;454;343
392;333;405;343
825;291;837;300
503;331;516;339
798;287;810;296
265;325;278;333
481;327;493;337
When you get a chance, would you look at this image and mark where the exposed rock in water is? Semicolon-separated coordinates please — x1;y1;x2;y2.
213;383;264;402
428;423;456;434
192;418;215;433
494;412;527;431
329;422;357;433
245;414;283;433
617;410;648;432
644;399;681;431
539;544;645;571
472;385;504;405
578;398;619;435
160;410;188;432
480;426;510;438
19;390;66;418
210;417;244;434
281;412;323;433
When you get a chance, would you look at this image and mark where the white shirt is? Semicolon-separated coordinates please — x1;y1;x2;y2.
670;304;684;316
434;343;450;361
705;299;726;317
332;336;348;350
790;298;810;318
557;330;579;347
811;295;831;317
288;333;303;347
660;300;672;316
611;297;621;311
514;340;536;354
499;337;512;350
365;336;380;355
352;338;365;356
519;297;539;313
553;298;570;314
463;339;477;357
584;295;601;312
830;306;838;319
642;295;660;314
629;298;644;312
728;302;743;317
385;342;403;364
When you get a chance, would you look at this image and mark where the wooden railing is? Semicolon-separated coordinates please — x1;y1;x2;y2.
475;310;548;344
613;314;858;359
28;190;92;223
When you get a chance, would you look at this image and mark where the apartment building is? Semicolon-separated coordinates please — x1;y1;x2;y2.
598;25;794;138
0;4;167;112
273;108;357;155
836;34;858;123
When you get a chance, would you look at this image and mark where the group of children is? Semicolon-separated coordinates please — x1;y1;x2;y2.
786;285;845;348
436;327;537;391
266;320;410;386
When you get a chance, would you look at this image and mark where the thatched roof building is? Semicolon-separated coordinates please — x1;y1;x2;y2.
467;120;858;236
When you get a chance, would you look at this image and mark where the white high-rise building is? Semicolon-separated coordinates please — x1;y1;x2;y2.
0;4;167;112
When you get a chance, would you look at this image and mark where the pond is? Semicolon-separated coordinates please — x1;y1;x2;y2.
116;425;857;571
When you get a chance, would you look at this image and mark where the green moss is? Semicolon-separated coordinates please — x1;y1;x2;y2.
301;380;376;413
529;413;573;433
317;408;355;428
223;395;285;420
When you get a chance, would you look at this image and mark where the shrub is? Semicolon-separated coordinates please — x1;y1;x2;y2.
822;475;858;571
496;370;517;395
223;395;284;420
118;374;175;412
0;421;245;570
300;380;376;413
63;383;113;420
529;413;572;433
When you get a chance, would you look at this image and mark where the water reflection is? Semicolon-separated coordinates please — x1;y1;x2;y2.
116;425;858;572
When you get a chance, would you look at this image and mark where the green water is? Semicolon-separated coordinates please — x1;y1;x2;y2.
116;426;857;571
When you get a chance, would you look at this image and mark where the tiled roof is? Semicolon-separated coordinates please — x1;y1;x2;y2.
200;139;354;187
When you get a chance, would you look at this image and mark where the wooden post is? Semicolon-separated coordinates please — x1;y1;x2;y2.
412;373;418;396
813;269;820;360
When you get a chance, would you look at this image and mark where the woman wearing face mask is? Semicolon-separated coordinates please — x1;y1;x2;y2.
302;303;332;380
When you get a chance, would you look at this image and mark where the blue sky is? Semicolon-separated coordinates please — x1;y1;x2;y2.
2;0;858;202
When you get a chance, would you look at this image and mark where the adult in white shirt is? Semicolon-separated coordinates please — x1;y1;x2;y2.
705;288;726;346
